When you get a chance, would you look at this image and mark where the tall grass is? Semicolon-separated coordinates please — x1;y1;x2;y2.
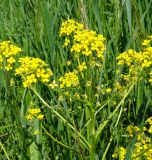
0;0;152;159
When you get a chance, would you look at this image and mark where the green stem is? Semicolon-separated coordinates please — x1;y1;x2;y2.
0;141;10;160
81;99;111;133
20;88;27;126
3;70;11;97
31;87;91;150
90;107;95;160
101;137;113;160
42;125;75;151
96;82;135;140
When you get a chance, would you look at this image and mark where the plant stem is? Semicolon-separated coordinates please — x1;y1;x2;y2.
31;87;91;150
0;141;10;160
89;107;96;160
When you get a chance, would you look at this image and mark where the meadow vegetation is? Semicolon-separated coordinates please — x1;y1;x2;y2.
0;0;152;159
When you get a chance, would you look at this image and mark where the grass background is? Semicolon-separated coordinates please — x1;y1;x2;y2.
0;0;152;159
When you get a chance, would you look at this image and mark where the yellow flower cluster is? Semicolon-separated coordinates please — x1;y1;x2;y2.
106;88;112;93
59;19;106;60
127;125;140;137
0;41;22;71
59;71;79;88
71;30;105;59
149;71;152;83
112;147;126;160
59;19;84;37
15;57;53;87
146;117;152;133
58;20;106;90
142;35;152;46
142;39;150;46
78;62;87;72
140;51;152;69
116;40;152;84
113;116;152;160
26;108;44;120
63;38;70;47
33;129;40;135
90;58;102;68
132;136;152;160
49;80;58;89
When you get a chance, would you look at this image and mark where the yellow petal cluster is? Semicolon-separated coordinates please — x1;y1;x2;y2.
113;116;152;160
112;147;126;160
63;38;70;47
26;108;44;120
59;19;106;60
15;57;53;87
59;19;84;37
59;71;79;88
116;38;152;84
49;80;58;89
78;62;87;72
71;30;105;59
127;125;140;137
0;41;22;71
146;117;152;133
142;39;150;46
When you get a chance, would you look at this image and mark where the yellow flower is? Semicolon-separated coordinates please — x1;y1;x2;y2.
146;116;152;125
26;108;44;121
86;81;91;87
113;117;152;160
71;29;105;59
23;74;37;88
37;114;44;120
59;19;84;37
60;19;105;65
74;93;80;99
5;64;13;71
127;125;140;137
106;88;112;93
29;108;41;116
15;57;53;87
66;61;71;66
49;80;58;89
59;71;79;88
112;152;118;158
0;41;21;71
33;130;40;135
142;39;150;46
78;62;87;72
63;38;70;47
26;115;33;120
10;78;15;86
58;95;64;101
112;147;126;160
116;44;152;86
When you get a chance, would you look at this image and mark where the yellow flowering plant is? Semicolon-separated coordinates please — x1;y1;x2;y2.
0;41;22;71
112;116;152;160
59;70;79;88
116;36;152;87
0;19;151;160
26;108;44;121
15;56;53;88
59;20;106;89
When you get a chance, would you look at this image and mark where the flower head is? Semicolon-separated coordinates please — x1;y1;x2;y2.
15;57;53;87
0;41;22;71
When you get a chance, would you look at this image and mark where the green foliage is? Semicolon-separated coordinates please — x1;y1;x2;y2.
0;0;152;160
